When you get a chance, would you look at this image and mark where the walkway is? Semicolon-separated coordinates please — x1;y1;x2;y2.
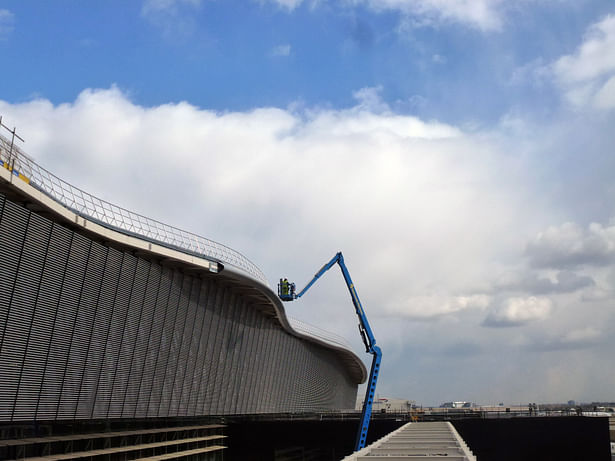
341;421;476;460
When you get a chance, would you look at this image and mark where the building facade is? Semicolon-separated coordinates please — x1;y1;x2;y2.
0;130;366;458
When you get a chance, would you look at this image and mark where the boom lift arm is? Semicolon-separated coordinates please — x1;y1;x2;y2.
278;252;382;451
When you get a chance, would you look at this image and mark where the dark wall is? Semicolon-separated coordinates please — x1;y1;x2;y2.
226;419;405;461
227;417;611;461
0;192;357;422
453;416;611;461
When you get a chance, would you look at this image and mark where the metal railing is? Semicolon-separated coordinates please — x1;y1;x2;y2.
0;130;269;285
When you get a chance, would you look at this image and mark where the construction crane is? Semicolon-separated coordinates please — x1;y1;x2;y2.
278;252;382;452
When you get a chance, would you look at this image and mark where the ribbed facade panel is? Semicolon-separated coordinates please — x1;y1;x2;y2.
122;262;160;419
2;211;49;421
0;193;358;422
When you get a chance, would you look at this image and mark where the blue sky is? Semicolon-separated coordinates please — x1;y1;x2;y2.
2;1;612;121
1;0;615;406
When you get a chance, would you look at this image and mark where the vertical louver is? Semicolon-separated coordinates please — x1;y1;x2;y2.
0;193;357;422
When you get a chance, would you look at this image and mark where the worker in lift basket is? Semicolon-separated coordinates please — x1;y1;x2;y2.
281;278;289;296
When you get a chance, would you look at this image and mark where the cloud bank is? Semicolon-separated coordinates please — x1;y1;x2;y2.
527;221;615;268
484;296;553;327
1;67;614;403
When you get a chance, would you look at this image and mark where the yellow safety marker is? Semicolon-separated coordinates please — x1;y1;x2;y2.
2;160;31;184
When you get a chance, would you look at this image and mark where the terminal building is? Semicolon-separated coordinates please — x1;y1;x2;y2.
0;126;367;459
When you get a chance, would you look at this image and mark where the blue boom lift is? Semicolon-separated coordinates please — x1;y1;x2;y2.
278;252;382;451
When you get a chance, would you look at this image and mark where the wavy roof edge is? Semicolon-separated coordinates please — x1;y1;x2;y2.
0;132;268;285
0;133;368;385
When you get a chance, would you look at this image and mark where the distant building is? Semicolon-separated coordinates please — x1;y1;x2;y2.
440;401;475;409
357;397;416;412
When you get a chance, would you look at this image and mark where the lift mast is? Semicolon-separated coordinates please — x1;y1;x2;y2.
278;252;382;451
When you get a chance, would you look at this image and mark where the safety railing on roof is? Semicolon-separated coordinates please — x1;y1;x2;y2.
0;129;269;285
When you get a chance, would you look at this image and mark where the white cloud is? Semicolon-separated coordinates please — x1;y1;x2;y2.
581;285;614;302
483;296;552;327
262;0;506;31
432;54;446;64
594;75;615;109
351;86;389;113
141;0;202;37
495;270;595;294
526;221;615;268
530;326;603;351
0;9;15;39
509;58;550;87
270;44;292;57
0;86;518;325
1;85;614;405
553;15;615;85
562;326;601;344
351;0;504;32
385;294;490;319
552;14;615;109
306;86;462;138
261;0;305;11
142;0;201;14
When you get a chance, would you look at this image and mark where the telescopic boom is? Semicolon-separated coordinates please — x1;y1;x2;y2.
278;252;382;451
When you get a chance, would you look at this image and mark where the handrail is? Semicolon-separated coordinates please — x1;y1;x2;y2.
0;131;269;285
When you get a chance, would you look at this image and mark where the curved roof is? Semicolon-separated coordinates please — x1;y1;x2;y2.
0;131;368;385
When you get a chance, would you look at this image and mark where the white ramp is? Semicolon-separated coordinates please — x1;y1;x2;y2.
341;421;476;460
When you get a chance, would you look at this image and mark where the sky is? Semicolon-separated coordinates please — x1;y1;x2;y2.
1;0;615;407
